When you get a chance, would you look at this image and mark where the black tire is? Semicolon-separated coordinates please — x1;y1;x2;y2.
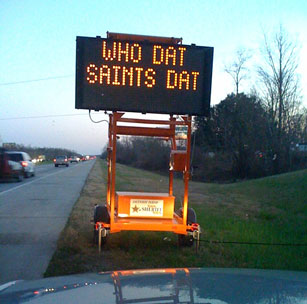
177;207;197;224
55;164;58;167
66;164;69;167
93;205;110;245
178;234;194;247
177;208;196;247
94;205;110;223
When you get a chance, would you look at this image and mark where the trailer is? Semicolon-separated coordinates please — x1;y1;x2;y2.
94;113;201;251
75;32;213;251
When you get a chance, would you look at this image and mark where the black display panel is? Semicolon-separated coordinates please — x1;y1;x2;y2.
76;36;213;116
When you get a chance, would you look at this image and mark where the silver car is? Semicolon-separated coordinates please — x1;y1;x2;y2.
54;155;69;167
6;151;35;178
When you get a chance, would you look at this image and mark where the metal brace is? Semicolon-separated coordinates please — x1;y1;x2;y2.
98;224;107;253
193;228;201;253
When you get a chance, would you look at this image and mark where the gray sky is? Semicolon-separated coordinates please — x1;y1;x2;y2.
1;0;306;155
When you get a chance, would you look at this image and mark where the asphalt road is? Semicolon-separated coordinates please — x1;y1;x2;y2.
0;160;95;284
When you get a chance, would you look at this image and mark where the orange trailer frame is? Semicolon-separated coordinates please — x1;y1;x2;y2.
95;112;201;251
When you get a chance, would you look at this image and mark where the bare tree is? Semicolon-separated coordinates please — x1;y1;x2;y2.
298;108;307;143
225;48;251;95
257;25;302;171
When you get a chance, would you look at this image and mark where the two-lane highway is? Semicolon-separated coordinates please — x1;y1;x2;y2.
0;160;95;284
0;162;73;194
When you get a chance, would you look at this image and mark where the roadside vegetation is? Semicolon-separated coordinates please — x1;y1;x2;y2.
45;159;307;277
100;26;307;184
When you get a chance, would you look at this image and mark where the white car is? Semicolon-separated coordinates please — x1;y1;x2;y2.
70;156;79;163
6;151;35;178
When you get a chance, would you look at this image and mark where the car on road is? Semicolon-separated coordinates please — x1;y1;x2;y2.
6;151;35;178
54;155;69;167
70;156;79;163
0;148;24;182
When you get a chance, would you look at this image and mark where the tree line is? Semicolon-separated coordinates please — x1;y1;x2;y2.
102;26;306;182
3;143;80;161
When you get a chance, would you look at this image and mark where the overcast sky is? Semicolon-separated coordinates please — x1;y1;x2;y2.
1;0;306;155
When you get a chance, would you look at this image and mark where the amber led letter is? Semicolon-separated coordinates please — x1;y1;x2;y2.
166;70;177;89
130;43;142;63
99;65;111;84
153;45;164;65
86;64;98;83
165;46;176;66
144;68;156;88
102;41;116;61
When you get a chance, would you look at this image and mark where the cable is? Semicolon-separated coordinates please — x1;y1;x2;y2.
190;129;196;170
198;239;307;247
89;110;109;124
0;75;74;86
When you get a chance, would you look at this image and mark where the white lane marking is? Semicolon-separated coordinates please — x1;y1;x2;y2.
0;162;91;197
0;280;20;291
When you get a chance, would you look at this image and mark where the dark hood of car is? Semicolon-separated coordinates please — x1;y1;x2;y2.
0;268;306;303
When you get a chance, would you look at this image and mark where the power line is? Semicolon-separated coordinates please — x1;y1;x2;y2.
0;75;74;86
0;113;92;121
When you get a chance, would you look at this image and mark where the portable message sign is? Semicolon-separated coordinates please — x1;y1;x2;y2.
75;33;213;116
77;34;214;251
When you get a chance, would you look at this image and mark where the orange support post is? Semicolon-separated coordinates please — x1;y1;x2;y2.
182;116;192;228
106;114;113;207
103;112;197;237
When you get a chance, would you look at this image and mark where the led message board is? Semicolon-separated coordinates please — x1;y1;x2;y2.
75;36;213;116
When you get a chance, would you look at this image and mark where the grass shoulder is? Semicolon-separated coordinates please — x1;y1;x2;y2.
45;161;307;277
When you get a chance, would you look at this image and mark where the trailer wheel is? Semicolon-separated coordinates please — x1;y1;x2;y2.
93;205;110;245
178;234;194;247
177;207;197;224
94;205;110;223
177;208;196;247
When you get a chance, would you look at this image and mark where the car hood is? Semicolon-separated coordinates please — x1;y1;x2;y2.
0;268;306;303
